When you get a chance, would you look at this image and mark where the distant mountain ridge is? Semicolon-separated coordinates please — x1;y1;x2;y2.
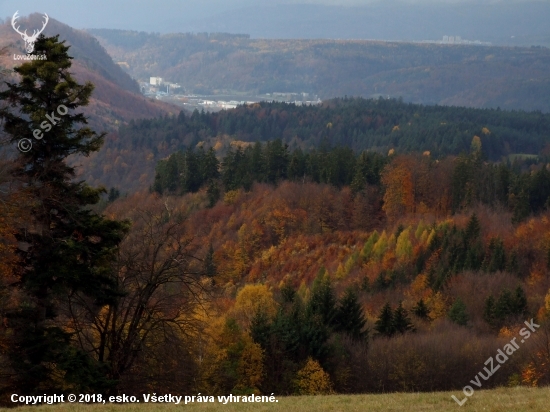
88;29;550;113
181;2;550;46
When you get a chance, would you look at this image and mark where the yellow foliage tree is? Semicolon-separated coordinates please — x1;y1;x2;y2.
234;284;277;327
415;221;426;239
428;292;448;319
335;263;346;279
372;231;388;260
224;190;240;205
294;358;334;395
201;318;265;395
419;229;429;245
471;135;482;159
235;334;264;394
396;228;413;262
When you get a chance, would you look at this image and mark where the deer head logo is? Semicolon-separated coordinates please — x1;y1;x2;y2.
11;11;49;54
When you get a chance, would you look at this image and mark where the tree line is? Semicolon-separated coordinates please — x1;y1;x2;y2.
153;136;550;224
120;97;550;160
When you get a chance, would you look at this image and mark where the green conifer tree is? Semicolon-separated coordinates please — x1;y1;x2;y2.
374;303;395;337
393;302;415;334
512;286;528;316
448;297;469;326
412;298;430;320
334;288;368;341
204;243;217;278
483;295;497;327
0;35;129;394
307;271;337;326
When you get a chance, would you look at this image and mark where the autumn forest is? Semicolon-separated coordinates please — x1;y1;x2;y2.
2;35;550;405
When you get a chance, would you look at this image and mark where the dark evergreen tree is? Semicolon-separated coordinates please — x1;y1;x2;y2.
107;187;120;203
374;302;395;337
249;141;266;182
494;289;515;321
206;179;220;208
465;213;481;242
306;271;337;326
265;138;289;184
0;35;129;394
288;147;306;182
463;214;484;271
201;147;220;183
512;286;528;316
510;185;531;224
250;307;272;350
483;237;507;272
180;148;201;193
204;243;217;278
393;302;415;334
350;166;367;195
448;297;469;326
334;288;368;341
412;298;430;320
280;282;297;304
483;295;497;327
484;287;527;329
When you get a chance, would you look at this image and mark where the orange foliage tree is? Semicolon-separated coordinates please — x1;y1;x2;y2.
381;156;415;221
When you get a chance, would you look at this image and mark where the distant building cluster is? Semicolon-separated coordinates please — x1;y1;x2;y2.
413;36;490;46
141;77;182;96
139;77;321;112
440;36;491;46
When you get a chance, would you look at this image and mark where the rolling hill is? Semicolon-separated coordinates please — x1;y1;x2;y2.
88;29;550;113
0;14;178;132
76;98;550;193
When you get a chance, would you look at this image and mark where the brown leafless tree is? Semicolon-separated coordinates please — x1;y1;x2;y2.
64;201;213;393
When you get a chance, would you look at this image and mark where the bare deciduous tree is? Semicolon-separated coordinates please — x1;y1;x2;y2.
64;200;213;393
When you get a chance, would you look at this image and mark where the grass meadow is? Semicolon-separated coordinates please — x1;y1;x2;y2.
3;387;550;412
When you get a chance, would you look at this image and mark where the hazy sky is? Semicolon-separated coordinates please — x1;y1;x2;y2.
0;0;545;36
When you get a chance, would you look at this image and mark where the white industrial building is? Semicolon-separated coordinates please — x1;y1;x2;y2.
150;77;163;86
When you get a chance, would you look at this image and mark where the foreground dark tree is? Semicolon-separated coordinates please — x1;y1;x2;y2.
65;200;211;394
0;35;128;395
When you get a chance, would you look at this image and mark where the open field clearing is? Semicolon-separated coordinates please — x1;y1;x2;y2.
3;387;550;412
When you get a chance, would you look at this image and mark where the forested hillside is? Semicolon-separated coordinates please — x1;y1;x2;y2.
3;38;550;402
0;16;177;132
89;29;550;112
80;98;550;191
152;137;550;223
95;146;550;394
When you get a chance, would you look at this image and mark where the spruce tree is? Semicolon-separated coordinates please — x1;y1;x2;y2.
206;179;220;208
412;298;430;320
334;288;367;341
483;295;497;327
350;166;367;195
307;271;337;327
464;213;481;242
393;302;415;334
204;243;217;278
374;302;395;337
494;289;515;321
512;286;528;316
448;297;469;326
0;35;128;394
250;307;272;350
